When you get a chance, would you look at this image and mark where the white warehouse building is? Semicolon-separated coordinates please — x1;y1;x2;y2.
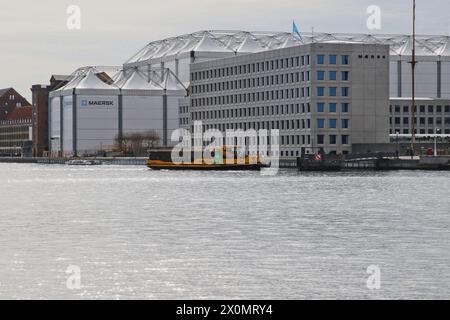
49;67;186;157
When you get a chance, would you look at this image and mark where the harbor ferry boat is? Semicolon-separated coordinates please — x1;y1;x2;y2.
147;147;267;171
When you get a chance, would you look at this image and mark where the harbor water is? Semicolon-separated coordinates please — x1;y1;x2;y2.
0;163;449;299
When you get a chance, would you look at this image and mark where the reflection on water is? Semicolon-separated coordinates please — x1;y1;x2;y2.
0;163;449;299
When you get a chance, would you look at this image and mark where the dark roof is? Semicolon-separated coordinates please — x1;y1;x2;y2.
4;106;32;121
0;88;12;97
51;75;72;82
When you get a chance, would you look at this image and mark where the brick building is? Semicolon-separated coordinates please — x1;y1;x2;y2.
0;106;33;157
31;75;71;156
0;88;31;120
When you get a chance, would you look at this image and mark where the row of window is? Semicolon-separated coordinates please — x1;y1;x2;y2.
191;72;312;94
189;131;350;147
191;119;313;132
317;55;350;65
391;117;450;125
192;103;316;120
390;105;450;114
317;103;350;113
191;55;314;81
317;70;350;81
179;106;189;114
192;88;313;107
391;129;450;135
317;87;350;97
317;119;350;129
357;54;387;60
317;134;350;145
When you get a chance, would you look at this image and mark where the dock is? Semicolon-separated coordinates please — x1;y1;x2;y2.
298;153;450;171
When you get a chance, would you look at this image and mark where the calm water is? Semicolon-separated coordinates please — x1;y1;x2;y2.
0;163;449;300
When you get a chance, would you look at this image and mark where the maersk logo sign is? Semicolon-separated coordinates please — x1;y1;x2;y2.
80;100;114;107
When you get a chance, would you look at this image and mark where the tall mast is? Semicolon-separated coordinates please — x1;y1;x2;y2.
411;0;417;156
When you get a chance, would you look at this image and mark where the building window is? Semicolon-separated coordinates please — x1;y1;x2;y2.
329;103;337;113
317;103;325;113
329;71;337;81
317;135;325;145
317;71;325;81
329;55;337;64
341;87;349;97
342;119;349;129
317;119;325;129
341;103;349;113
317;87;325;97
317;55;325;65
342;55;349;65
342;135;349;145
329;87;337;97
329;135;337;145
341;71;349;81
329;119;337;128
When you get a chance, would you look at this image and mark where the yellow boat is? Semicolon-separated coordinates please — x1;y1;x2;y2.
147;148;267;171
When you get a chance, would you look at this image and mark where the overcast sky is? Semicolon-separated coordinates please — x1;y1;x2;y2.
1;0;449;100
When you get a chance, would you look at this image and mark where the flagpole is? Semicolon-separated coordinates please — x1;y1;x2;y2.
410;0;417;158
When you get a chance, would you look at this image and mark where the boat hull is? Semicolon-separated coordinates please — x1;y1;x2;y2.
147;162;265;171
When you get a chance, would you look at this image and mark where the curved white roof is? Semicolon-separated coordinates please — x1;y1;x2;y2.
115;68;186;92
49;66;121;97
125;30;450;65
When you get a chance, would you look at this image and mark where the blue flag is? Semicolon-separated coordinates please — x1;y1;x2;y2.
292;21;303;42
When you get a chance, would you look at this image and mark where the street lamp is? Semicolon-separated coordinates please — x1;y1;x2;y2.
434;128;441;157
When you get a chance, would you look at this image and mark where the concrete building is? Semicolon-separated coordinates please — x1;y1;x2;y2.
124;31;450;99
31;75;72;157
390;98;450;135
0;106;33;157
188;42;390;157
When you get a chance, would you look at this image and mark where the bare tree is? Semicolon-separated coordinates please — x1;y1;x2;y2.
115;130;161;156
142;130;161;149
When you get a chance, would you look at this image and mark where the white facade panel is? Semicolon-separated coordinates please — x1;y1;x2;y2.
389;61;398;97
62;96;73;155
442;62;450;98
401;61;437;97
122;96;164;138
50;97;61;141
167;96;181;145
76;95;119;153
178;58;191;85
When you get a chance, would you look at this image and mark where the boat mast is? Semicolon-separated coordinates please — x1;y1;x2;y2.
410;0;417;156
